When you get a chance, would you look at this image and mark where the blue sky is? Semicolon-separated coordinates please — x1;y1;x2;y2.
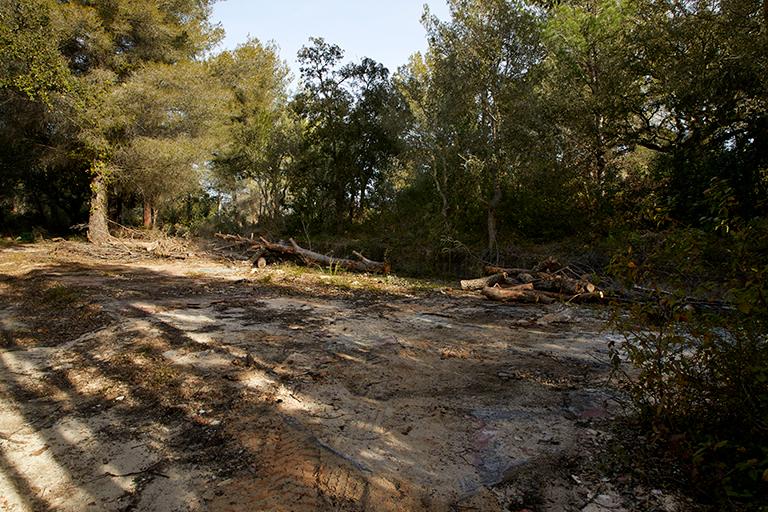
210;1;450;81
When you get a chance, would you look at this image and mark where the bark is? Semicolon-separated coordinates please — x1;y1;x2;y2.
534;275;596;295
487;182;502;259
460;273;508;291
431;154;450;227
481;285;603;304
534;290;605;303
252;237;390;274
87;168;110;245
143;200;152;229
481;284;555;304
533;257;562;273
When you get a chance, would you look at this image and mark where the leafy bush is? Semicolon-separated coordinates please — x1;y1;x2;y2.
610;222;768;509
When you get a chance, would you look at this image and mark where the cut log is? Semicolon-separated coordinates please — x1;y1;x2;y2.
460;273;508;291
481;284;555;304
534;274;597;295
285;239;389;274
352;251;380;266
533;256;562;273
518;273;536;284
247;248;267;267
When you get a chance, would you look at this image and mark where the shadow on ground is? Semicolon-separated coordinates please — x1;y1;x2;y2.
0;248;627;511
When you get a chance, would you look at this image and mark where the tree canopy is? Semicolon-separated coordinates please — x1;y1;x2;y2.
1;0;765;252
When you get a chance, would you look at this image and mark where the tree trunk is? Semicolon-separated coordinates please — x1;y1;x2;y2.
431;154;450;228
534;275;596;295
87;166;110;245
483;265;531;276
143;200;152;229
335;184;348;231
115;193;124;225
487;182;502;260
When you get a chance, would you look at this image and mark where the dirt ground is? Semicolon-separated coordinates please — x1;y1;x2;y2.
0;241;689;512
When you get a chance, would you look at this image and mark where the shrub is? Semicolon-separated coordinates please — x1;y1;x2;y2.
610;222;768;509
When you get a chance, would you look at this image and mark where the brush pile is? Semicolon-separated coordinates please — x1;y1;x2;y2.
461;258;604;304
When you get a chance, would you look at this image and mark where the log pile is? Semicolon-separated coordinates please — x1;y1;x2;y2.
214;233;390;274
461;264;605;304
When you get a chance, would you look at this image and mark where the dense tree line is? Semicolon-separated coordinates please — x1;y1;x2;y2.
1;0;766;259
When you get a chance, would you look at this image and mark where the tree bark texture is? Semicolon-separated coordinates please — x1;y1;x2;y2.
87;166;110;245
143;200;152;229
482;284;555;304
460;273;508;291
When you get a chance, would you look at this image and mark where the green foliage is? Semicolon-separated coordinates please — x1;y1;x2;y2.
631;0;768;222
289;38;406;232
1;0;767;280
540;0;644;213
108;60;228;216
210;40;295;230
417;0;547;255
0;0;223;235
610;222;768;508
41;284;83;305
0;0;71;103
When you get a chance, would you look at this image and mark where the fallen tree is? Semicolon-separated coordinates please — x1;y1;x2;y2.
214;233;390;274
274;238;389;274
534;275;596;295
483;265;531;276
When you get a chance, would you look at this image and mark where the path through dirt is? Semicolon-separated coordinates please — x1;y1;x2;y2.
0;242;684;511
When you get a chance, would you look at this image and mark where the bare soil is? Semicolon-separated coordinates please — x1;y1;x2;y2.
0;241;688;511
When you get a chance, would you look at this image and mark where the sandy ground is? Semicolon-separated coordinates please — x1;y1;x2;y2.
0;242;687;511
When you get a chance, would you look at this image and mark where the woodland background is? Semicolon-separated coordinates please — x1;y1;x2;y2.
1;0;767;507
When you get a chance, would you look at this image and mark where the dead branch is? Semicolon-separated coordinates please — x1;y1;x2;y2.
213;233;389;274
287;238;389;274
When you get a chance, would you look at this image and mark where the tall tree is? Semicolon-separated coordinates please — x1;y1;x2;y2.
292;38;404;230
422;0;544;257
540;0;642;211
1;0;221;242
109;61;228;228
630;0;768;220
0;0;78;230
210;40;295;229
